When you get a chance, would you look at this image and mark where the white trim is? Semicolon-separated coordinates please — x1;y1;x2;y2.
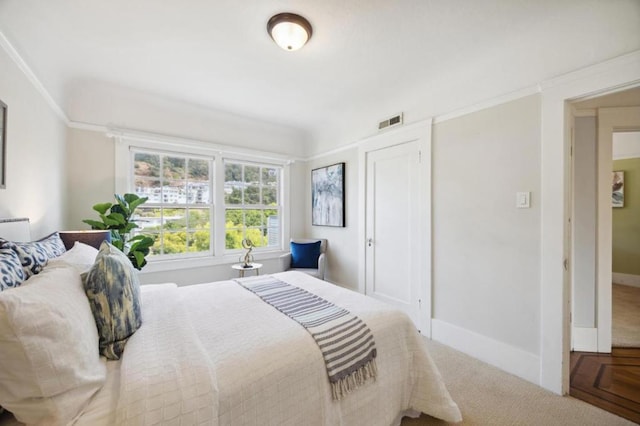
0;31;69;124
431;319;540;386
540;50;640;93
572;327;598;352
433;84;541;124
613;272;640;288
572;108;597;118
68;121;109;133
139;250;288;274
107;127;302;164
541;49;640;395
307;118;434;162
613;153;640;160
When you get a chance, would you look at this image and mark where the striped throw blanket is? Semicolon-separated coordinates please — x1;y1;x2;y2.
235;275;378;400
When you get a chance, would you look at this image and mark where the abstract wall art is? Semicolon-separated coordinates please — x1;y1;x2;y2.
312;162;345;227
612;170;624;208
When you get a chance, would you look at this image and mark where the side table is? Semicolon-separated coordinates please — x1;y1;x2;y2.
232;263;263;278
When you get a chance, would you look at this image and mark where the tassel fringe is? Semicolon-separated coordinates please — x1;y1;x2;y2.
331;359;378;401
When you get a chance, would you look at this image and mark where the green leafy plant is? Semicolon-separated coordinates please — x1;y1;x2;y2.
83;193;155;270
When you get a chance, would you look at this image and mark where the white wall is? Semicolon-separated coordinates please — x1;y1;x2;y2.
613;131;640;159
66;128;115;230
432;95;541;356
572;116;597;328
67;83;309;159
0;46;67;239
304;148;359;289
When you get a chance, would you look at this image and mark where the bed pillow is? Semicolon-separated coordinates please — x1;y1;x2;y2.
290;240;321;269
0;264;107;425
0;248;26;291
82;242;142;360
3;232;66;278
47;241;99;274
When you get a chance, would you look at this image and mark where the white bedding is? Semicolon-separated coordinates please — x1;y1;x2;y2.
5;271;461;425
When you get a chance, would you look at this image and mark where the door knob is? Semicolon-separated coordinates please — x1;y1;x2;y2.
368;238;373;247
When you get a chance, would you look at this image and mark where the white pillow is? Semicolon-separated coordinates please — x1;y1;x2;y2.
0;264;107;425
46;241;99;274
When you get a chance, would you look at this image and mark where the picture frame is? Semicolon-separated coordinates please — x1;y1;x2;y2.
0;99;6;189
312;162;345;227
612;170;624;208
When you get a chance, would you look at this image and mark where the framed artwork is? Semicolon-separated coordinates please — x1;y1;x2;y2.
312;162;345;227
0;99;5;189
612;170;624;208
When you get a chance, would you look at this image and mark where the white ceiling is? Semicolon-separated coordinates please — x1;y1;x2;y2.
1;0;639;146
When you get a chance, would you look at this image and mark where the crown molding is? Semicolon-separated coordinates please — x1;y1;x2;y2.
540;50;640;94
433;84;542;124
0;30;69;124
106;126;303;164
67;121;109;132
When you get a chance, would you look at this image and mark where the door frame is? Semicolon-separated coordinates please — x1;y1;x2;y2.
358;119;432;336
539;50;640;394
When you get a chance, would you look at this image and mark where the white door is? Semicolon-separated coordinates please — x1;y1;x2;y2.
365;140;422;329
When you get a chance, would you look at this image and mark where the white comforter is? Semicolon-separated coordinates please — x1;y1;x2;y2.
88;271;462;425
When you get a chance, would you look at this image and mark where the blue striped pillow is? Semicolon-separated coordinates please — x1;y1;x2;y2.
82;242;142;360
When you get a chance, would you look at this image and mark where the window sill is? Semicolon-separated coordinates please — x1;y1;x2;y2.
138;250;288;274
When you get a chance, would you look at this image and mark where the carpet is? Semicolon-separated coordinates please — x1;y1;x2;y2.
612;283;640;348
402;339;635;425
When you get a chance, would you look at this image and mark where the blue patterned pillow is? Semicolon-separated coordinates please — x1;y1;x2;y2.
82;242;142;360
36;232;67;258
3;232;67;278
0;248;26;291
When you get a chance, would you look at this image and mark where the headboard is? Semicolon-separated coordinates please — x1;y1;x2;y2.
0;218;31;242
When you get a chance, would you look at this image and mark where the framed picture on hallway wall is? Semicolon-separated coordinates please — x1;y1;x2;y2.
312;162;345;227
0;99;6;189
612;170;624;208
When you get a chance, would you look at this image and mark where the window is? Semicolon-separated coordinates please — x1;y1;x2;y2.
132;150;213;257
224;160;281;250
123;141;286;263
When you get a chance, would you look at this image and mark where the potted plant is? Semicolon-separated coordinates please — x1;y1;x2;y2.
83;193;155;270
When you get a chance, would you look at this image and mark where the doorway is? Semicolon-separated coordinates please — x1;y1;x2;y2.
570;93;640;354
568;91;640;422
611;131;640;349
358;120;431;334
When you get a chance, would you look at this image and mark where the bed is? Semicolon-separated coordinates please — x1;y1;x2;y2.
0;223;461;426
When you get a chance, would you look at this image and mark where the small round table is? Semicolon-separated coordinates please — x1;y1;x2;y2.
231;263;263;278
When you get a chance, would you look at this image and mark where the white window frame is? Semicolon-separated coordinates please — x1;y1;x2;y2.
222;158;283;253
112;129;291;272
130;147;215;260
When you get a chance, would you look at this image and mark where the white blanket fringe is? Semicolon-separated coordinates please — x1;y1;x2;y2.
331;359;378;400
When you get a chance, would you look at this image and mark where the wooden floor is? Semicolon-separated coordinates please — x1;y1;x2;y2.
570;348;640;424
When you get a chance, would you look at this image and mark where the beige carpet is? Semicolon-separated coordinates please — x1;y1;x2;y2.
402;339;635;426
613;283;640;347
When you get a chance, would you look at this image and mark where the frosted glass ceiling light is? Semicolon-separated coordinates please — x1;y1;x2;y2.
267;13;312;51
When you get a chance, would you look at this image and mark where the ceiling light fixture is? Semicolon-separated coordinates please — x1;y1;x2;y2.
267;13;313;51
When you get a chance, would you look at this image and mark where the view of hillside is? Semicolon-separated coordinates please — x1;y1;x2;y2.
132;153;280;254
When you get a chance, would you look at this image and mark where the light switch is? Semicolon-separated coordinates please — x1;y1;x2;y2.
517;191;530;209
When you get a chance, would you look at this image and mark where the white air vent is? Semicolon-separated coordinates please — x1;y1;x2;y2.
378;113;403;131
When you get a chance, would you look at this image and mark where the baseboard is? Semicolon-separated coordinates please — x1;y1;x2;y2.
431;319;540;386
572;327;598;352
612;272;640;288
